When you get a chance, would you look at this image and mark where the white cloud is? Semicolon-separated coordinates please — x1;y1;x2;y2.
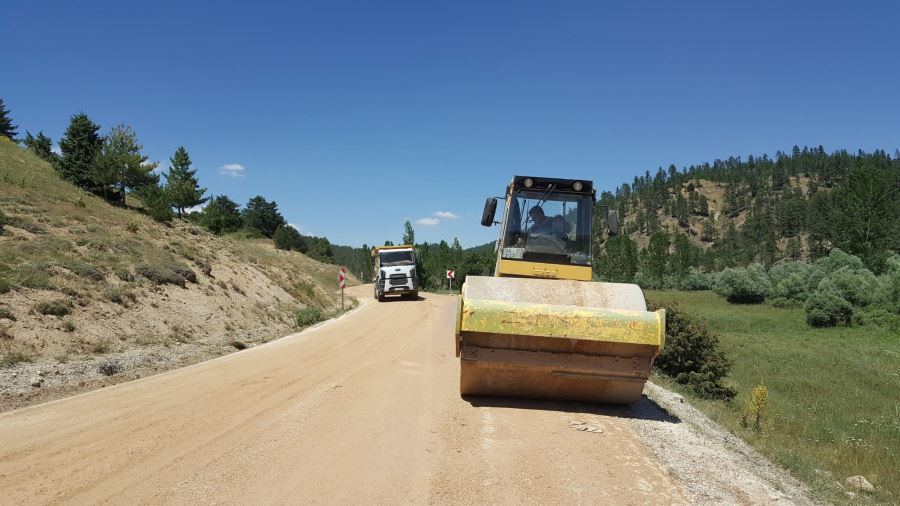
434;211;459;219
416;217;440;226
51;145;61;155
289;223;313;236
219;163;246;178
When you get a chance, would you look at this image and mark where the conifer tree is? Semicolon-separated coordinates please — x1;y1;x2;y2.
23;131;56;162
164;146;207;216
0;98;17;140
403;220;415;245
200;195;242;234
642;232;670;287
241;195;285;237
57;113;103;191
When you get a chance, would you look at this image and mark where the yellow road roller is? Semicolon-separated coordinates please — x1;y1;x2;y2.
456;176;665;404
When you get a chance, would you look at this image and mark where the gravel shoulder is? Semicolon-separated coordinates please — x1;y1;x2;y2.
626;382;816;505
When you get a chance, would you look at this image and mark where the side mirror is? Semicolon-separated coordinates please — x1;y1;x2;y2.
607;210;619;236
481;198;498;227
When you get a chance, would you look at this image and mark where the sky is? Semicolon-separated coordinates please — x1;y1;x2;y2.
4;1;900;247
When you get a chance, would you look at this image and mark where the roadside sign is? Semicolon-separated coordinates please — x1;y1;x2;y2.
446;270;455;279
339;268;347;309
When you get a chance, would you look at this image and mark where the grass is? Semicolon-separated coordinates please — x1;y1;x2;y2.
647;290;900;504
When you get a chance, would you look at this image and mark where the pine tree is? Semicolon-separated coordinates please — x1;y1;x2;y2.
0;98;17;140
786;236;802;260
23;131;56;162
596;234;638;283
200;195;242;234
57;113;103;191
671;234;697;278
701;218;717;243
241;195;285;237
164;146;207;216
642;232;670;287
92;125;158;204
403;220;415;245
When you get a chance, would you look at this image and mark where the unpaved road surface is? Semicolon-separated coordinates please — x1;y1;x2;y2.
0;286;802;504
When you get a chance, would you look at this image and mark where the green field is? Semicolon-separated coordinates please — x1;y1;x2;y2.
647;290;899;504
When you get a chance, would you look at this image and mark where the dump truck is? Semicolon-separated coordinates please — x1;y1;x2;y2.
372;245;419;301
455;176;665;404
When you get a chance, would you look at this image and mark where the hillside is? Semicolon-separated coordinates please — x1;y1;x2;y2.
0;138;352;408
594;146;900;284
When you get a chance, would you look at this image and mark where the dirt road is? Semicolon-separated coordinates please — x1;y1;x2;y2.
1;286;687;504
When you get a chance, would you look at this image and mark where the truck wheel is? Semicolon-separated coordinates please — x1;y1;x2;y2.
377;291;385;302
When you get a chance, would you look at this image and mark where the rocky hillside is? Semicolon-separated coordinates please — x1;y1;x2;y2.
0;138;353;408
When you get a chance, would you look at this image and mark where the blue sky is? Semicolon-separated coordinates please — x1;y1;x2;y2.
5;1;900;247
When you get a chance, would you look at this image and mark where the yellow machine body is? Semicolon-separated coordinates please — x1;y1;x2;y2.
456;176;665;404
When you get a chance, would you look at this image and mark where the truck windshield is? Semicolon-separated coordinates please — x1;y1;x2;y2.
500;189;593;266
380;251;414;266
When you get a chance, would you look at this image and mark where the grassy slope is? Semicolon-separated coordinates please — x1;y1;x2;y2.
647;290;899;504
0;137;348;363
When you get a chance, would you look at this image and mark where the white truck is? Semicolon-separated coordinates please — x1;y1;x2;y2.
372;245;419;301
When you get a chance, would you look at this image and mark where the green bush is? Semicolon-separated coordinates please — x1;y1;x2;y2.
853;309;900;330
649;302;736;400
133;184;173;223
273;225;306;252
295;307;323;327
874;266;900;313
679;269;716;291
817;266;879;308
804;289;853;327
35;300;72;316
714;264;771;304
0;209;6;234
61;260;105;282
814;248;866;276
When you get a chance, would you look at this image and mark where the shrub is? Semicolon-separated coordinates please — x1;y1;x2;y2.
0;307;14;321
874;267;900;314
295;307;323;327
135;265;186;287
104;286;137;305
714;264;770;304
125;222;139;233
133;184;173;223
0;209;6;234
35;300;72;316
853;309;900;330
274;225;306;252
816;266;879;308
61;320;76;332
814;248;865;276
649;302;736;400
169;264;197;283
679;269;716;291
804;289;853;327
97;359;122;376
62;260;105;282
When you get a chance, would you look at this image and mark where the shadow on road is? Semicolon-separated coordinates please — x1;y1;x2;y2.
461;394;680;424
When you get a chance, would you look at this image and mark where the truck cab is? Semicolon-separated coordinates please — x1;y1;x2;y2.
372;245;419;301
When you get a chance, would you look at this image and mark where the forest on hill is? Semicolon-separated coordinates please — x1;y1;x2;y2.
594;146;900;280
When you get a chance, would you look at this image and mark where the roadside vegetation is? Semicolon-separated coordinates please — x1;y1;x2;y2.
648;290;899;504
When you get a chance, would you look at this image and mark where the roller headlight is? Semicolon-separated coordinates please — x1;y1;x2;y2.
523;177;533;188
573;181;583;191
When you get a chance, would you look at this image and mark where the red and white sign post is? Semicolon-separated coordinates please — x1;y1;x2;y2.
339;268;347;309
446;269;455;291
